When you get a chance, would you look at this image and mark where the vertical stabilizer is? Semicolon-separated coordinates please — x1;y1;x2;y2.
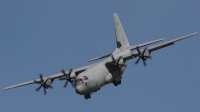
113;13;130;51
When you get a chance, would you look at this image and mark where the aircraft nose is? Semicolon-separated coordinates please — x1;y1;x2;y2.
75;85;87;95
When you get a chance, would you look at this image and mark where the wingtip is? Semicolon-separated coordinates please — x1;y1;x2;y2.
194;32;198;35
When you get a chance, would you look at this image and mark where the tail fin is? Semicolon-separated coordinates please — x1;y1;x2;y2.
113;13;130;51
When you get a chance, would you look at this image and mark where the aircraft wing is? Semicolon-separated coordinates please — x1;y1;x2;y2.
130;32;198;58
109;32;198;61
88;38;165;62
3;63;99;90
148;32;198;52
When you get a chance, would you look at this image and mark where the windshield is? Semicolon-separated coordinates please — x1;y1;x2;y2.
75;76;88;83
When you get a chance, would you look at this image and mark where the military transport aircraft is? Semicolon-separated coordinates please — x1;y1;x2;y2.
3;13;198;99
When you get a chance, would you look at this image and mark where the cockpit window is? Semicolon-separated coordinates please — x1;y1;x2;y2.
83;76;88;80
80;79;83;82
75;76;88;83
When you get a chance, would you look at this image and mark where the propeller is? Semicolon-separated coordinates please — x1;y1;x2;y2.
110;55;126;73
135;47;152;66
59;69;74;88
34;74;53;95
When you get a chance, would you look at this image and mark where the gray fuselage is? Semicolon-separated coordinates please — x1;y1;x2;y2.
75;49;130;95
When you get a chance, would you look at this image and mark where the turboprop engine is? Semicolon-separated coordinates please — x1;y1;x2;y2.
34;74;54;95
135;47;152;66
44;78;54;88
143;48;151;60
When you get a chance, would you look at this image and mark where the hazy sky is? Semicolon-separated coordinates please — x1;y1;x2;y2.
1;1;199;112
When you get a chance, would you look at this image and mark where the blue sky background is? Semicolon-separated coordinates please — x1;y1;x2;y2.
1;0;199;112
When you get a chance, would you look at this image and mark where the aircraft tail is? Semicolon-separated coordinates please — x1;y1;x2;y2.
113;13;130;51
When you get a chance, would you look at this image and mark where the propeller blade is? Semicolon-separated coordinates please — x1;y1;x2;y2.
69;69;72;75
116;56;122;64
44;78;48;84
59;77;66;80
118;64;126;67
60;69;74;88
64;81;68;88
142;48;148;56
109;56;126;73
68;69;73;82
142;60;146;66
61;69;67;77
135;57;141;65
148;56;152;59
43;87;47;95
36;85;42;91
111;55;114;60
135;47;152;66
136;47;141;55
70;82;75;88
39;74;44;82
49;86;53;89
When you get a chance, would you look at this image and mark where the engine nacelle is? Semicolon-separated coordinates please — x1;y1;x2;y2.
143;48;151;60
70;72;76;78
44;78;54;88
69;72;76;81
